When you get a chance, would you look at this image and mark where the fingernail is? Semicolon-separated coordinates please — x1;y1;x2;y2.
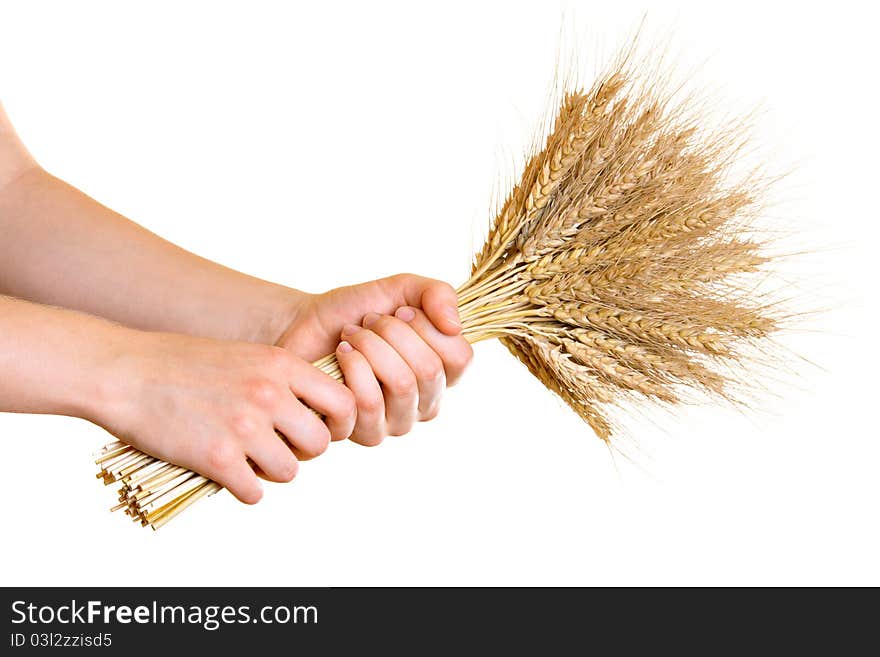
395;306;416;322
444;308;462;328
338;340;354;354
342;324;360;338
362;312;380;328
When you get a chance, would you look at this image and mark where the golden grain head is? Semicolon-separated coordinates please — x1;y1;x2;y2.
459;48;781;440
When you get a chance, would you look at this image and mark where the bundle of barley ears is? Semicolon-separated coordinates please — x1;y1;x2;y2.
97;45;781;529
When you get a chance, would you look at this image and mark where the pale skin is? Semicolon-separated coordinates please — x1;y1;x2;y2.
0;102;472;504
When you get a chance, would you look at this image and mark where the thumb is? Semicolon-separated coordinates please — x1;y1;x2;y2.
420;280;462;336
389;274;461;336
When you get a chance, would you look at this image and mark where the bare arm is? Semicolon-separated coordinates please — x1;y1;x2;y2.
0;102;300;344
0;294;120;420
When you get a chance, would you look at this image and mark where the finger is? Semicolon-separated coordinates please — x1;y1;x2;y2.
381;274;462;336
341;323;417;437
252;465;273;482
394;306;473;386
244;431;300;483
209;453;264;505
286;360;356;441
420;280;462;336
274;397;332;461
363;312;445;419
336;340;386;446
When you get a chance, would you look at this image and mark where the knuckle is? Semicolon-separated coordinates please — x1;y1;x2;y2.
301;422;331;458
263;346;292;371
314;432;332;457
335;388;357;419
447;342;474;375
328;399;357;442
313;438;332;458
358;393;383;416
238;484;263;505
420;403;440;421
387;423;412;438
352;431;385;447
206;441;239;473
245;379;280;408
388;374;417;398
229;412;258;439
416;358;445;384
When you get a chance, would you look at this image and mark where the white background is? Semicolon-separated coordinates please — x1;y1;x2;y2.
0;0;877;586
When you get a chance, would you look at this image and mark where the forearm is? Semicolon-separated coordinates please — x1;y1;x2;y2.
0;167;303;342
0;102;303;343
0;294;126;422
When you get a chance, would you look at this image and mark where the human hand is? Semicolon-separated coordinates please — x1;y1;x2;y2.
275;274;473;446
98;331;356;504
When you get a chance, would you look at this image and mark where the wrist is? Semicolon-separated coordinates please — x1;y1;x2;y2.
78;323;150;432
246;284;312;346
0;103;40;194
